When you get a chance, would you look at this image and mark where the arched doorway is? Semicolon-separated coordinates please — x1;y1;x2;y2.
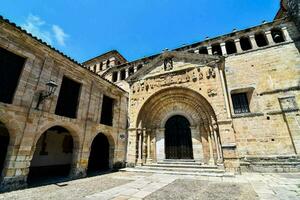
165;115;193;159
28;126;74;184
0;122;9;176
87;133;110;173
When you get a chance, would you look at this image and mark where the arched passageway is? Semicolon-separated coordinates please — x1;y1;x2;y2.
28;126;74;184
87;133;110;173
0;122;9;177
165;115;193;159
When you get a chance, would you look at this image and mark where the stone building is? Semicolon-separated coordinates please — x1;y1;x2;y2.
0;0;299;192
0;17;128;191
100;0;300;173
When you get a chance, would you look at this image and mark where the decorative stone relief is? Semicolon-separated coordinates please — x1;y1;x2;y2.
206;68;216;79
164;57;173;71
207;88;217;97
279;96;298;111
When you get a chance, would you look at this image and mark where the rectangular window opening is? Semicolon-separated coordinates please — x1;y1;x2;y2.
0;47;26;104
55;76;81;118
100;95;114;126
231;93;250;114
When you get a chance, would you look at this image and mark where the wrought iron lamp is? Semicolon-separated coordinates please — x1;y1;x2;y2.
35;80;58;110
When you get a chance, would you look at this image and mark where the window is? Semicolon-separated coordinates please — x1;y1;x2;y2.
100;62;103;71
231;93;250;114
240;37;252;51
128;67;134;76
271;28;285;43
93;65;97;72
100;95;114;126
225;40;237;54
112;72;118;82
0;47;25;104
212;44;222;55
198;47;208;54
120;69;126;80
137;64;143;70
106;60;110;68
255;33;268;47
55;76;81;118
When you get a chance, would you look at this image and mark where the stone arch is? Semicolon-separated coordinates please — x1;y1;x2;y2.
87;132;113;172
87;130;116;169
28;123;81;183
136;87;222;164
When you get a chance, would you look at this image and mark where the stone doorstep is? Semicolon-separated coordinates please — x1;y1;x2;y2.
120;168;234;177
144;163;218;169
134;166;225;173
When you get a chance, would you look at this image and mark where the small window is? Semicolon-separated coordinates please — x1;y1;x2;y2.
198;47;208;54
240;37;252;51
271;28;285;43
112;72;118;82
231;93;250;114
106;60;110;68
0;47;26;104
225;40;237;54
255;33;268;47
100;62;103;71
137;64;143;70
128;67;134;76
93;65;97;72
100;95;114;126
212;44;222;55
55;76;81;118
120;69;126;80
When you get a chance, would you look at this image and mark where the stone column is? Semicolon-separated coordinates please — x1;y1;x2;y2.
142;129;147;163
117;71;121;82
137;130;143;166
234;39;243;53
206;124;215;165
156;128;165;162
134;66;138;73
207;46;213;55
281;27;292;41
146;131;152;163
220;42;227;56
212;125;222;164
249;35;258;49
218;68;231;118
190;126;203;163
96;63;100;73
265;30;275;45
125;68;129;79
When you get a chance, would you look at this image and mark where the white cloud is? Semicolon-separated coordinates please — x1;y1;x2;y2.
21;14;69;46
52;25;68;46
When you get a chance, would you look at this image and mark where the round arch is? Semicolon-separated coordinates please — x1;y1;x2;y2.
28;124;79;184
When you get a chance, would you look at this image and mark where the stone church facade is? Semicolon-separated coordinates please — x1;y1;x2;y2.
0;0;299;192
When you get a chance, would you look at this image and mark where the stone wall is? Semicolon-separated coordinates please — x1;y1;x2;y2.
0;19;128;191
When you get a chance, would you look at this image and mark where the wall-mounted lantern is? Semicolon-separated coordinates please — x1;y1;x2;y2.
35;80;58;110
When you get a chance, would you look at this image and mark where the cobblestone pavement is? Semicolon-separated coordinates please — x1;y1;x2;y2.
1;172;299;200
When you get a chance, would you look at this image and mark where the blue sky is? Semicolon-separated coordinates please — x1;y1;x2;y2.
0;0;279;62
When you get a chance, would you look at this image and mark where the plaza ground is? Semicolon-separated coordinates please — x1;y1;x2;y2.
0;171;299;200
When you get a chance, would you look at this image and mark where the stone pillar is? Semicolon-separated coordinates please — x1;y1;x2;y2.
117;71;121;81
220;42;227;56
281;27;292;41
234;39;243;53
137;130;143;166
125;68;129;79
146;131;152;163
96;63;100;73
218;68;231;118
249;35;258;49
207;46;213;55
206;124;215;165
134;66;138;73
156;128;165;162
212;125;222;164
190;126;203;163
126;128;138;166
265;30;275;45
218;120;240;174
142;129;147;164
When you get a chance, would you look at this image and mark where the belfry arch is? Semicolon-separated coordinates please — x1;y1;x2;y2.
135;87;223;165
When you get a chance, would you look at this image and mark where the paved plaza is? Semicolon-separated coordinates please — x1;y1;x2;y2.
0;172;299;200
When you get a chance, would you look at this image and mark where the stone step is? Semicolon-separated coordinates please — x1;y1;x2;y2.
143;163;218;169
134;165;225;173
157;160;201;166
120;168;234;177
